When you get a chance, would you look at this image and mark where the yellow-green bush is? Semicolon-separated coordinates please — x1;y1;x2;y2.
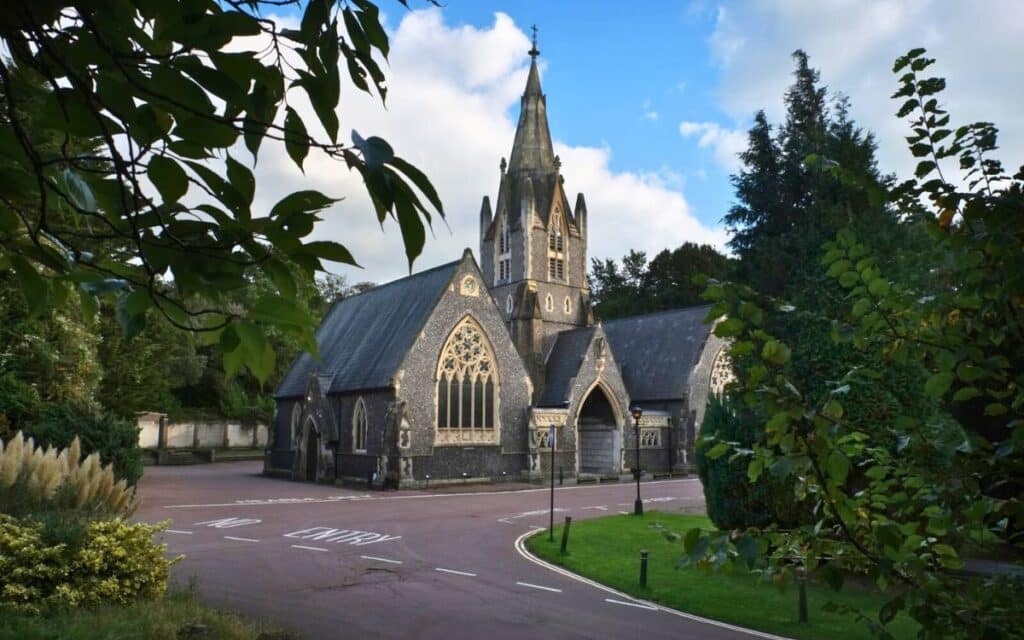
0;515;175;615
0;433;173;615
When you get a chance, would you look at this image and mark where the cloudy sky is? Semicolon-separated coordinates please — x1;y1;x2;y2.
254;1;1024;285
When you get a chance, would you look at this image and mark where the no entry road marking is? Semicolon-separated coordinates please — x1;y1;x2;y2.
166;529;193;535
195;517;261;528
604;598;658;611
435;568;476;577
516;581;562;593
361;555;402;564
291;544;328;552
283;526;401;546
224;536;259;542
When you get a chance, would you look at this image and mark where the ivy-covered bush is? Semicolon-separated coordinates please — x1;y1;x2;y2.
25;401;143;486
696;395;808;529
0;515;172;615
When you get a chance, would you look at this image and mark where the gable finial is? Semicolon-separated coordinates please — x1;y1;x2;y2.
528;24;539;59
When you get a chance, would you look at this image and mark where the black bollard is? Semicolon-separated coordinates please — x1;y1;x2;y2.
640;550;649;588
797;567;808;623
559;466;563;486
560;516;572;555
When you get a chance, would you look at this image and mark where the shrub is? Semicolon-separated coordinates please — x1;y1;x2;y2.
0;515;173;615
696;395;808;529
26;401;143;485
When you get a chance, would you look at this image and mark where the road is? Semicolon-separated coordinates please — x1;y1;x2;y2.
136;462;767;640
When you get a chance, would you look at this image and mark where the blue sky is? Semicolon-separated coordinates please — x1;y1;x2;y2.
253;1;1023;284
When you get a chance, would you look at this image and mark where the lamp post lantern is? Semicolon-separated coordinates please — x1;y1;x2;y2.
631;405;643;516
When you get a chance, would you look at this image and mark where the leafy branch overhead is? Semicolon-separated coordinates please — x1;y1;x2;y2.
0;0;443;383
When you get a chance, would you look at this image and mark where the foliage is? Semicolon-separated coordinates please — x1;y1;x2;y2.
26;401;143;485
526;513;920;640
590;243;732;321
690;49;1024;639
0;514;172;615
0;587;281;640
0;0;443;385
697;395;807;529
0;432;137;526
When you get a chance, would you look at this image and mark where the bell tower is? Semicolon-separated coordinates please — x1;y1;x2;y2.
479;31;591;397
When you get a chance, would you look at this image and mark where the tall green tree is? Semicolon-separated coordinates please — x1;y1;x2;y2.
694;50;1023;638
0;0;442;386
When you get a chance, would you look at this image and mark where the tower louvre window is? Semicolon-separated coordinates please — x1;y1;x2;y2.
497;216;511;284
547;209;566;282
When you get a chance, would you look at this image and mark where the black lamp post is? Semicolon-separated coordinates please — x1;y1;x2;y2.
631;405;643;516
548;424;556;541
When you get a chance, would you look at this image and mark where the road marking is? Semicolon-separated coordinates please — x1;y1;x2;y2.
166;529;193;535
581;506;609;511
163;478;700;509
618;510;630;515
435;568;476;577
283;526;401;546
291;544;328;552
529;526;545;532
514;530;791;640
647;497;677;503
195;517;262;528
516;581;562;593
605;598;657;610
361;555;403;564
224;536;259;542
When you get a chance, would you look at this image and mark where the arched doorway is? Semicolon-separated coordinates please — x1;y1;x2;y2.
577;385;619;474
304;420;320;482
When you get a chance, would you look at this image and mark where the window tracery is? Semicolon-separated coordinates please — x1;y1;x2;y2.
436;318;498;443
547;209;566;281
352;397;368;452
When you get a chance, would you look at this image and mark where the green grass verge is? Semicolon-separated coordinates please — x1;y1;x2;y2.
0;588;288;640
525;511;918;640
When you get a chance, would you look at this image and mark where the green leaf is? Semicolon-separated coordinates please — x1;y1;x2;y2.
388;156;444;216
250;295;313;329
270;190;339;219
284;107;310;170
705;442;730;460
868;278;891;297
148;156;189;203
226;155;255;206
825;450;851;485
260;258;297;300
10;255;48;315
300;241;359;266
62;169;98;213
352;130;394;169
115;290;147;340
924;371;954;399
715;317;745;338
683;527;702;555
952;386;981;402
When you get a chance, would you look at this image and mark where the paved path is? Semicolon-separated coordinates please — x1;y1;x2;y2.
136;462;761;640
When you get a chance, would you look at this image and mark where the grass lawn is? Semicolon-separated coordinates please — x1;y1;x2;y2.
526;511;919;640
0;588;289;640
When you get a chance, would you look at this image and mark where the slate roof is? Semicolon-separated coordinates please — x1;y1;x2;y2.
274;260;460;399
601;305;714;402
539;327;595;407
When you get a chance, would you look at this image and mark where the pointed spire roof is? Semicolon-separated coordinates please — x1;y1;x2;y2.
508;28;556;174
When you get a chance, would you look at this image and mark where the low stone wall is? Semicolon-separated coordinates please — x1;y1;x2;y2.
136;412;269;451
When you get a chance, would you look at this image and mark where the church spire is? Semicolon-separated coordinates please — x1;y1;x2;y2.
508;26;555;174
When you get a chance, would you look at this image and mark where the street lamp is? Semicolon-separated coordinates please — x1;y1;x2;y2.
631;405;643;516
548;424;556;541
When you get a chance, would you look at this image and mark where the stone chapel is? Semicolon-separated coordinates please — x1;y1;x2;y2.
267;40;732;487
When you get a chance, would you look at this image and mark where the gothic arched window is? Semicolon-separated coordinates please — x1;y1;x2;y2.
352;397;368;452
290;402;303;447
436;317;498;433
547;209;566;281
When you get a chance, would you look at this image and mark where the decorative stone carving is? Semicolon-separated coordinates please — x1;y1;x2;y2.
401;457;413;480
637;414;670;428
530;409;568;428
434;429;499;446
710;348;734;396
639;427;661;448
460;275;479;297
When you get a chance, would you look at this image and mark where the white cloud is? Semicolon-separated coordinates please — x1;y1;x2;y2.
678;121;747;171
642;97;659;121
249;9;724;285
707;0;1024;184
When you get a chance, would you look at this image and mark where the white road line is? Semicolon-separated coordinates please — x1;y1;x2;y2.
291;544;328;552
163;478;699;509
497;518;516;525
166;529;193;535
513;530;793;640
581;505;609;511
435;567;476;577
224;536;259;542
529;526;545;532
361;555;402;564
605;598;658;610
516;581;562;593
618;510;630;515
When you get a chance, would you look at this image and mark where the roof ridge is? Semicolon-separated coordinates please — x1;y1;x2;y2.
330;259;461;304
600;303;712;325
